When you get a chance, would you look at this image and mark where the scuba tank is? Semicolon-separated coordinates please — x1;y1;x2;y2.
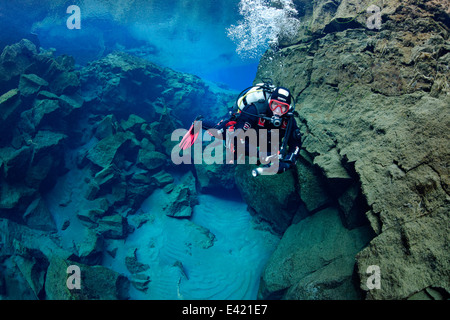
233;79;296;124
235;79;276;115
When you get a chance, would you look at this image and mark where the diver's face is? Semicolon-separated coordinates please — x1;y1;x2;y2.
271;107;283;117
269;100;289;117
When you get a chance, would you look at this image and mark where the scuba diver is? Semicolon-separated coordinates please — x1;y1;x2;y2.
179;80;302;176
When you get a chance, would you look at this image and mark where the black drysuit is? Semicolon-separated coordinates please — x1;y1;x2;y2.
201;103;302;173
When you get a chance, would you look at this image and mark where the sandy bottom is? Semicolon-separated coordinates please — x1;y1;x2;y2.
47;167;280;300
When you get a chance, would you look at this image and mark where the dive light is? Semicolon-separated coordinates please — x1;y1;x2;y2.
252;167;264;177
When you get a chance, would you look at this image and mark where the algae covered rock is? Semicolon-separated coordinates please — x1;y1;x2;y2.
194;162;236;191
19;74;49;98
259;208;373;299
87;131;138;169
164;171;198;219
257;0;450;299
234;163;300;234
45;257;129;300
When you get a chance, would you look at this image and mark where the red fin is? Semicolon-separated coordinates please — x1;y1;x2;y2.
179;124;194;150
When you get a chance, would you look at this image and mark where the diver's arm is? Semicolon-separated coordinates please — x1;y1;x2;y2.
277;123;302;173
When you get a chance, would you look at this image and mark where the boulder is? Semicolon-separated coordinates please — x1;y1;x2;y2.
86;131;137;169
164;171;198;219
125;248;150;274
150;170;174;188
24;131;67;191
44;257;129;300
75;228;104;265
0;89;22;122
0;146;33;183
356;208;450;300
0;218;74;262
23;197;57;232
0;39;38;91
194;162;236;191
126;171;158;210
29;99;62;130
235;163;300;234
94;114;120;140
136;149;167;171
295;158;330;213
18;74;49;98
259;208;373;299
96;214;129;239
130;273;151;292
120;114;146;137
0;89;23;143
77;198;110;226
0;181;37;214
0;255;48;300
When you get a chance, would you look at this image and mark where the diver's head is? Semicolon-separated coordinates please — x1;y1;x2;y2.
268;87;293;126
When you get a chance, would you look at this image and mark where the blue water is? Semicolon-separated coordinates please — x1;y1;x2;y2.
6;0;260;90
0;0;283;300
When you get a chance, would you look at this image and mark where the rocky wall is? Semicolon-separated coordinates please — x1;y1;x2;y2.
256;0;449;300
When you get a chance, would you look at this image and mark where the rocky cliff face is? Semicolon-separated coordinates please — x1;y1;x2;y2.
255;0;449;299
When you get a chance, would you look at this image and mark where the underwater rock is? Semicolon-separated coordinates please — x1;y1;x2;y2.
0;218;74;262
76;228;104;265
120;114;147;138
125;248;150;274
23;197;57;232
79;51;233;126
295;158;330;214
356;208;450;300
0;89;23;144
189;223;216;250
150;170;174;188
0;88;22;121
0;254;48;300
136;149;167;171
77;198;110;227
24;130;67;192
130;273;151;292
194;162;236;191
164;171;198;219
0;180;37;216
257;0;450;299
27;99;61;130
0;39;81;99
86;131;137;169
235;164;300;234
0;40;38;93
337;182;370;230
126;171;158;210
48;69;80;96
259;208;373;299
97;214;129;240
0;146;33;184
18;74;49;98
94;114;121;140
45;256;129;300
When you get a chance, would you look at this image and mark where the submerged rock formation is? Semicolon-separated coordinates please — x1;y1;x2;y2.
255;0;449;299
0;0;447;301
0;40;236;300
